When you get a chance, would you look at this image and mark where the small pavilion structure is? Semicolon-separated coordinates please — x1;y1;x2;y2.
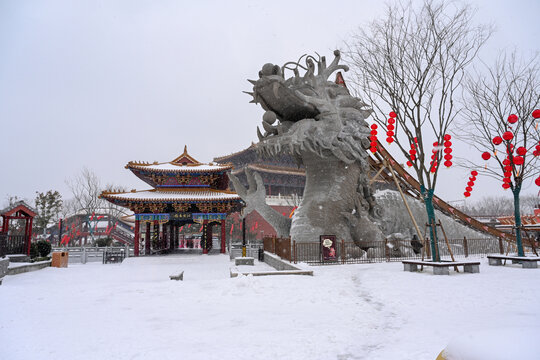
100;147;243;256
0;201;37;256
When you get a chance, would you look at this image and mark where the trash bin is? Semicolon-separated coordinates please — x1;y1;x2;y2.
258;248;264;262
51;251;68;268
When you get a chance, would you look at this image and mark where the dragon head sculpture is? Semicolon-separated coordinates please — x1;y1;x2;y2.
246;50;373;164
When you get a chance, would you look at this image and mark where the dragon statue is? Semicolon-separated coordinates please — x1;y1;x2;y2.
230;50;385;247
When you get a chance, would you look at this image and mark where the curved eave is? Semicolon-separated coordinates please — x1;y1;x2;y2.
126;163;234;174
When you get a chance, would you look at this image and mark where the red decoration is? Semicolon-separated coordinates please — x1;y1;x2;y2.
433;142;439;147
387;124;395;131
471;170;478;176
444;148;452;154
370;124;378;129
409;149;416;155
388;118;396;124
502;158;510;165
502;131;513;141
503;177;512;183
386;137;394;143
464;191;471;197
444;141;452;147
532;109;540;119
406;161;412;167
516;147;526;156
467;181;474;187
465;186;472;192
504;165;512;172
507;114;518;124
504;171;512;178
513;156;524;165
502;183;510;189
444;154;452;160
481;152;491;160
410;154;416;161
387;131;394;137
389;111;397;118
535;176;540;186
492;136;503;145
444;134;451;141
444;160;452;167
370;136;377;141
370;130;377;136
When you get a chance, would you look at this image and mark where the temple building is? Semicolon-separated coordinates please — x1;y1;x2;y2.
100;147;243;256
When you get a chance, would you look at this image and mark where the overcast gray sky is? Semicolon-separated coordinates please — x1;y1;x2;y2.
1;0;538;208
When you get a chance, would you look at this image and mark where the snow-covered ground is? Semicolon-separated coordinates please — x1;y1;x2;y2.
0;255;539;360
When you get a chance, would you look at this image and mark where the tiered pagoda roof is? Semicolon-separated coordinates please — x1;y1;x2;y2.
101;146;242;214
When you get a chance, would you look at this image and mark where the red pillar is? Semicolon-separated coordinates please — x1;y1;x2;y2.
26;217;33;256
145;222;151;255
220;219;226;254
134;219;140;257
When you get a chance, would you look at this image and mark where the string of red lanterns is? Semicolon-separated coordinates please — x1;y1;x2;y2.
406;138;418;167
386;111;397;143
443;134;453;167
370;124;378;153
464;170;478;197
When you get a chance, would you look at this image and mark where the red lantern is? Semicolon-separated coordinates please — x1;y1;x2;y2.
534;150;540;157
502;158;510;165
503;177;512;183
410;154;416;161
389;111;397;118
507;114;518;124
535;176;540;186
444;141;452;147
465;186;472;192
431;154;437;160
492;136;503;145
444;134;451;141
467;181;474;187
464;191;471;197
370;124;378;129
502;131;513;141
444;148;452;154
502;183;510;189
387;124;395;131
516;147;526;156
370;136;377;141
444;154;452;160
406;161;412;167
444;160;452;167
433;142;439;147
504;171;512;177
386;137;394;143
513;156;524;165
532;109;540;119
387;131;394;137
469;176;476;182
481;152;491;160
388;118;396;124
409;149;417;155
504;165;512;172
471;170;478;177
370;147;377;153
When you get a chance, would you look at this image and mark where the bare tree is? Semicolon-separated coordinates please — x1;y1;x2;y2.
458;52;540;255
343;0;492;260
66;168;106;243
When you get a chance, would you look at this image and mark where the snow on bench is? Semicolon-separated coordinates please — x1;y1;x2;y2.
487;255;540;269
402;260;480;275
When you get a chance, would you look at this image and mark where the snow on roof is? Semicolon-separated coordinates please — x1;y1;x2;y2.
102;189;241;202
127;162;233;173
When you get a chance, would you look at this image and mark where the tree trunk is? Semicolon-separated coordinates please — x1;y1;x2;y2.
512;185;525;257
421;186;440;262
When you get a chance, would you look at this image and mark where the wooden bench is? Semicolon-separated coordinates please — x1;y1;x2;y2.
487;255;540;269
169;271;184;281
402;260;480;275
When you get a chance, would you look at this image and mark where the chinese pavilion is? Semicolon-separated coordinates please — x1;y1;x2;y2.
100;147;243;256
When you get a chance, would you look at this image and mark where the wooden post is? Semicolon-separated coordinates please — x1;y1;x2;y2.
220;219;226;254
463;236;468;258
498;238;504;254
384;238;389;261
134;219;140;257
293;240;297;264
145;222;151;255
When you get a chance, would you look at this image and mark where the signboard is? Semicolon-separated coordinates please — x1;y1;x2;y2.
320;235;337;261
